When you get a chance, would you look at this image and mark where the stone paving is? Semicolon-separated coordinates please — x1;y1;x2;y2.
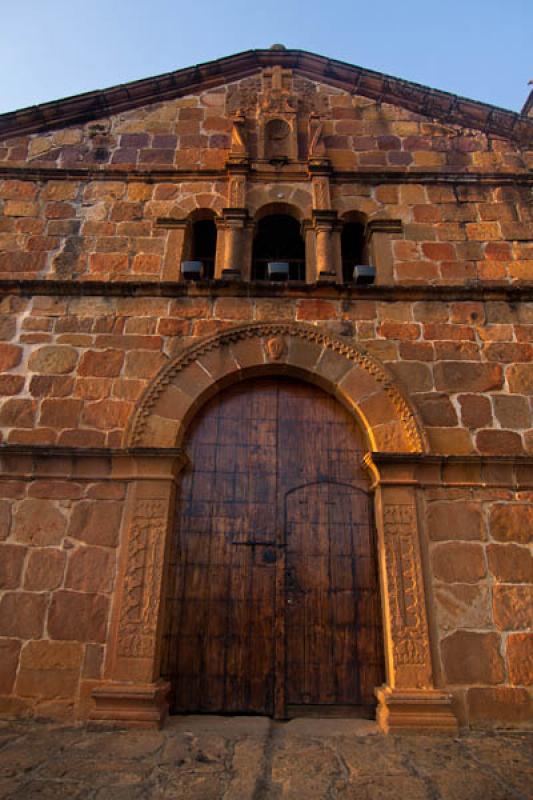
0;716;531;799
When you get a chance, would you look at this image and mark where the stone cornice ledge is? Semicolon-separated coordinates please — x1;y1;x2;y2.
0;279;532;302
0;445;188;481
365;452;533;489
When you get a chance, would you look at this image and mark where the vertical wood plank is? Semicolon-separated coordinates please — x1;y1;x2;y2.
163;377;384;716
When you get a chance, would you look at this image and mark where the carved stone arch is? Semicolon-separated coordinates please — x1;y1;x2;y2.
182;208;219;279
186;207;220;222
128;322;428;453
254;200;304;222
97;323;457;733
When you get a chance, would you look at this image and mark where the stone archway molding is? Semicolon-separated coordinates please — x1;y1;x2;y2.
128;322;428;454
93;323;457;733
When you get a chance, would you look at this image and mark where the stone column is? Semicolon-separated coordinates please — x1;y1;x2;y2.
367;219;403;285
91;449;187;728
220;208;248;279
364;454;458;733
312;210;338;282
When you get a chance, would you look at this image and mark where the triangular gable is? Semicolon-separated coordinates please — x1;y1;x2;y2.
1;48;532;145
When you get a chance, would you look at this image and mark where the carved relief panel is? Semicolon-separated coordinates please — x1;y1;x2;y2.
225;68;331;163
117;498;168;659
380;500;433;690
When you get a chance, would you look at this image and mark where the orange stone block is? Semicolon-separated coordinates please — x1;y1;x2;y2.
441;631;504;685
431;542;486;583
506;634;533;686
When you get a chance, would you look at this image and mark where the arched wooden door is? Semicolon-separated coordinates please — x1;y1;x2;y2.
162;377;384;717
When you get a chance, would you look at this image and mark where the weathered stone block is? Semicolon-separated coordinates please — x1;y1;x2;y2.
416;394;458;427
434;362;503;392
39;399;82;428
82;643;104;679
68;501;123;547
0;499;12;541
476;429;524;454
493;395;531;429
441;631;505;684
296;300;339;321
124;350;166;379
16;640;83;699
82;399;132;429
24;548;66;591
0;639;21;694
13;497;67;546
65;546;116;594
0;343;23;370
79;349;124;377
0;591;46;638
506;634;533;686
487;543;533;584
427;427;474;455
29;375;74;398
434;583;492;634
0;375;25;395
28;345;78;374
490;504;533;544
431;542;486;583
427;502;484;541
388;362;433;392
0;543;27;588
458;394;492;428
507;364;533;394
467;688;532;727
47;590;109;643
493;585;533;630
0;398;36;427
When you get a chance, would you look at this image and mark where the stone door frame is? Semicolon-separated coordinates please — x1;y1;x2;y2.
91;323;458;732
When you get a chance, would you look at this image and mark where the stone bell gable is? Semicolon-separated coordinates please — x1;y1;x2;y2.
0;48;531;732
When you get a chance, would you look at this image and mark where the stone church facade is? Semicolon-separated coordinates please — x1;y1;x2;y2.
0;47;531;732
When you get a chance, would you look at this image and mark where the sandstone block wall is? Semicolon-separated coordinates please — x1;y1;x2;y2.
0;458;125;719
424;489;533;727
0;293;530;452
0;59;531;728
0;176;531;283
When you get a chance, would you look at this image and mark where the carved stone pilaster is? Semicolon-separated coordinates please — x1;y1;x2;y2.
116;497;168;661
366;457;458;733
226;160;249;208
381;502;432;687
91;451;186;728
310;174;331;210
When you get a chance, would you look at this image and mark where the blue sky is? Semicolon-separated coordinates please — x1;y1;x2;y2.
1;0;531;115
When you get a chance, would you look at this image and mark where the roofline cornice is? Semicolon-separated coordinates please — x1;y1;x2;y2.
521;88;533;118
1;48;532;145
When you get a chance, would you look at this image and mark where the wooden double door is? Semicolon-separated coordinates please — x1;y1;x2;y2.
162;377;384;717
